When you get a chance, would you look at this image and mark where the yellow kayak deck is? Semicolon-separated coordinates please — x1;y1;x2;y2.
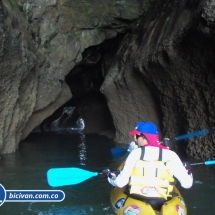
110;185;187;215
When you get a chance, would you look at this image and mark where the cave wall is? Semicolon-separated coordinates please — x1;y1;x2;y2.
0;0;147;153
102;0;215;159
0;0;215;159
0;0;37;153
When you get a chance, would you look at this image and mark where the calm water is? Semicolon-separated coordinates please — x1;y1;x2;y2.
0;132;215;215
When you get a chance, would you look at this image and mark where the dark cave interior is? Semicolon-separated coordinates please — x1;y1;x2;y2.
38;35;128;137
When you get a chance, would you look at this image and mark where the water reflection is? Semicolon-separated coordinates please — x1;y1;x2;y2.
27;204;114;215
28;203;90;215
0;133;116;215
78;133;87;166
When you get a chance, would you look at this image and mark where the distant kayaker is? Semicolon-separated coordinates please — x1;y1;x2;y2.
105;122;193;210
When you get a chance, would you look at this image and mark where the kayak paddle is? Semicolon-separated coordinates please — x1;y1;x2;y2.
47;159;215;187
190;160;215;166
111;129;209;158
47;167;102;187
111;147;127;158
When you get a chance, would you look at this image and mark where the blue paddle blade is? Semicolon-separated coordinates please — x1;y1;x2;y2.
47;168;98;187
205;160;215;165
175;129;209;141
111;147;127;158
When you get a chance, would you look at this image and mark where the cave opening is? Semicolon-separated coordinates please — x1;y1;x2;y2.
38;34;127;139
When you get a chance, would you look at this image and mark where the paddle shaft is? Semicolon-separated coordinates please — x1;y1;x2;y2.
111;129;209;158
175;129;209;141
47;159;215;187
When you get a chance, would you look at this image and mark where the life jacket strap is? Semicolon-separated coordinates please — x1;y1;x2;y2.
140;146;163;161
140;146;145;160
158;148;162;161
170;180;177;185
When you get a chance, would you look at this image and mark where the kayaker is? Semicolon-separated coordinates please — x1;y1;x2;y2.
105;122;193;210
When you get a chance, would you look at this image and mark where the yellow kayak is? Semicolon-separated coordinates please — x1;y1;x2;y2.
110;185;187;215
110;163;187;215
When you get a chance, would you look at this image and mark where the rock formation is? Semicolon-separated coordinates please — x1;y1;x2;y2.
35;106;85;133
0;0;215;159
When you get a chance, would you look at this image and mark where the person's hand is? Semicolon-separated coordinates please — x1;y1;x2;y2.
127;141;138;152
102;169;116;179
183;161;192;175
107;171;116;179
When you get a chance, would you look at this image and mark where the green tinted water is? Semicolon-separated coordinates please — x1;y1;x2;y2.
0;133;214;215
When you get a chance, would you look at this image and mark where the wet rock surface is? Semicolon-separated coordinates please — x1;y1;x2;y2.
0;0;215;159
